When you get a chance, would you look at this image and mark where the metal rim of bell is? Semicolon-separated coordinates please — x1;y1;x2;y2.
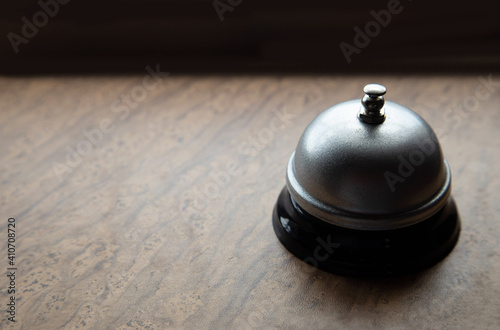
286;155;452;231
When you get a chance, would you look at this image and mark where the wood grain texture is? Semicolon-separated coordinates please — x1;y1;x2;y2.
0;74;499;329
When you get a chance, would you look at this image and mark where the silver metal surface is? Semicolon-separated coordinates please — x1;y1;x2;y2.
363;84;387;96
286;96;451;231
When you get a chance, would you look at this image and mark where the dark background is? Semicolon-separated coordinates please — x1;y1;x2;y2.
1;0;499;74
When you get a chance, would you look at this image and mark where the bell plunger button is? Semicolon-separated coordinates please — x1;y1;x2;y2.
359;83;387;124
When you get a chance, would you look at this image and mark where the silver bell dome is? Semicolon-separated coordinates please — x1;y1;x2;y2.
286;84;451;231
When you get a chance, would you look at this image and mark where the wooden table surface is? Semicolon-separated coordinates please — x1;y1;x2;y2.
1;73;499;329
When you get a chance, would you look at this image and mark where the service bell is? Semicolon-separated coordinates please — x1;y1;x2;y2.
272;84;460;277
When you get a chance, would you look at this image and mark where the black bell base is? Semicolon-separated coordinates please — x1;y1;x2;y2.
273;187;460;278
